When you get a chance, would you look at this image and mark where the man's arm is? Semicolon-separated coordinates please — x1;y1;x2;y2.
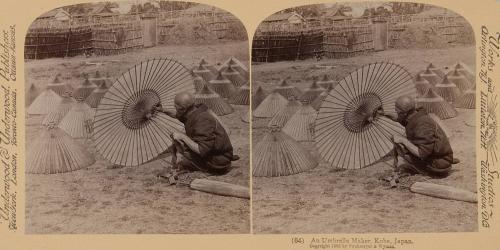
154;104;176;118
393;135;421;157
376;107;398;121
172;132;200;154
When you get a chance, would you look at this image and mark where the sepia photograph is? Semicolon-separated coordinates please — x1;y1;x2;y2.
251;2;477;233
24;0;250;234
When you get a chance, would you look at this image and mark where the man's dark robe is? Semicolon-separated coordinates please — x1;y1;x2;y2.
400;107;454;174
177;103;234;172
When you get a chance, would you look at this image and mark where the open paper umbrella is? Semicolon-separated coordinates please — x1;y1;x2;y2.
282;102;317;142
229;82;250;105
89;70;107;86
93;58;194;167
300;78;326;103
253;92;288;118
420;67;441;86
209;71;236;99
85;82;108;108
447;69;473;92
27;89;63;115
274;79;302;99
253;126;318;177
268;97;301;128
434;75;462;103
454;85;476;109
315;62;414;169
193;64;215;82
426;63;445;78
317;75;337;90
26;83;41;107
417;88;458;119
452;61;474;82
73;76;97;100
220;57;249;79
414;73;432;97
58;101;95;139
199;58;218;75
47;74;72;96
194;83;234;116
222;65;246;87
26;125;95;174
43;92;76;126
252;85;268;110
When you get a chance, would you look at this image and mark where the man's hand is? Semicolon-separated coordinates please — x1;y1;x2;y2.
171;132;186;142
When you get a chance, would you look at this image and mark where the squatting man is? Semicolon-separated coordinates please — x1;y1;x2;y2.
377;95;459;178
150;92;239;181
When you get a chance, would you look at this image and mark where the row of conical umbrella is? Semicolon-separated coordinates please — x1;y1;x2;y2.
414;62;475;120
26;73;108;174
192;57;250;119
252;61;475;178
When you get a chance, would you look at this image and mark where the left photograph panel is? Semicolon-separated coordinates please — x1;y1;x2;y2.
24;1;250;234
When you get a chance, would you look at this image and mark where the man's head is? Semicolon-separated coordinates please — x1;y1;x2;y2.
395;95;416;124
174;92;195;118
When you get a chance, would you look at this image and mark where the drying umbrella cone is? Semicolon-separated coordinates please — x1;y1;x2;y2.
311;91;328;111
89;70;107;87
420;67;442;86
193;64;215;82
454;86;476;109
26;83;41;107
199;58;218;75
434;75;463;103
300;78;326;103
47;74;72;97
221;57;249;79
241;110;250;123
414;73;433;97
252;85;268;110
268;97;301;128
274;79;302;99
27;89;63;115
221;65;246;87
252;126;318;177
315;62;414;170
427;63;445;78
417;88;458;119
194;84;234;116
253;92;288;118
229;82;250;105
73;76;97;100
453;61;474;82
26;124;95;174
85;82;109;108
282;102;317;142
192;70;208;92
58;101;95;139
42;93;76;126
209;71;236;99
317;75;337;90
447;69;473;92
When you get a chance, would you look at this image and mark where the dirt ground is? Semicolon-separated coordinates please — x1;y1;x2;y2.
252;46;477;233
25;41;250;234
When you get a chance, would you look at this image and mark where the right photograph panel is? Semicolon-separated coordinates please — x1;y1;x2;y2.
251;2;476;233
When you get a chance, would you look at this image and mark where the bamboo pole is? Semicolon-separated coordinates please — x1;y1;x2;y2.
189;179;249;199
410;182;477;203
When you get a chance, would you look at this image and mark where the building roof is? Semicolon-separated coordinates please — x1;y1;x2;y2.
264;12;304;22
37;8;70;19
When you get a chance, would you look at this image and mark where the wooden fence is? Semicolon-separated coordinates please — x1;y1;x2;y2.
252;13;470;62
25;11;242;59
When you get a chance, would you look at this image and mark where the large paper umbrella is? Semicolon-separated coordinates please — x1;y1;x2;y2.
315;62;415;169
93;58;194;167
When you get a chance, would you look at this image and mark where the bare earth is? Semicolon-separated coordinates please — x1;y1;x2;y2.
25;41;250;234
252;46;477;234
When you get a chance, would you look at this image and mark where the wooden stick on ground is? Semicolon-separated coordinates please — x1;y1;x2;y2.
190;179;250;199
410;182;477;203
